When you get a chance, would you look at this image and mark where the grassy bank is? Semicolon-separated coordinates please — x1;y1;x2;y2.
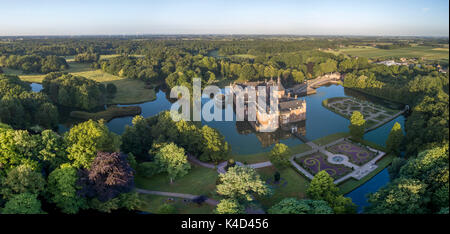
135;164;219;199
312;132;350;146
70;106;142;122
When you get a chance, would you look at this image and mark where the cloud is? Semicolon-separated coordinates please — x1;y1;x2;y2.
422;8;430;12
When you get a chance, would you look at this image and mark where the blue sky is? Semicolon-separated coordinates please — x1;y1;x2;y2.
0;0;448;36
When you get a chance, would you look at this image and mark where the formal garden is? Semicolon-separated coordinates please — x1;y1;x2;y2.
322;97;400;128
326;140;377;166
294;152;354;180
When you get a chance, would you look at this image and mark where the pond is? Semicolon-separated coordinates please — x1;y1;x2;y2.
32;82;404;211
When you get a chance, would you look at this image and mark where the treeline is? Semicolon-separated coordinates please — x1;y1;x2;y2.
375;42;410;50
74;52;99;63
0;54;68;74
122;111;230;163
42;72;106;110
0;74;58;129
0;120;139;214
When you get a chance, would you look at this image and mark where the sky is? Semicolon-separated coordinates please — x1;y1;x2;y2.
0;0;448;36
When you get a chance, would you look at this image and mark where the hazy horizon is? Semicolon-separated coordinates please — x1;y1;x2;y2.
0;0;448;37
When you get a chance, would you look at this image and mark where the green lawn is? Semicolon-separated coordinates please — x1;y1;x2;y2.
312;132;350;146
255;166;309;209
231;143;312;164
138;194;215;214
135;164;219;198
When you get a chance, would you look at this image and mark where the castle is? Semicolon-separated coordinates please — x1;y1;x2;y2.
230;77;306;133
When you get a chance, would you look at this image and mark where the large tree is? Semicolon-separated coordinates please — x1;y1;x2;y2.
386;122;404;155
307;171;356;214
77;152;135;202
1;193;44;214
349;111;365;140
268;143;291;168
65;120;120;169
47;164;87;214
154;143;191;183
0;164;45;199
216;166;269;202
215;199;245;214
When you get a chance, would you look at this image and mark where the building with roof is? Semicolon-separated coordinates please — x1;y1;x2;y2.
230;77;306;133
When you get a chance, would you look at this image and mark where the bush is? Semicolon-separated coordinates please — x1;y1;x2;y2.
157;203;176;214
137;162;160;178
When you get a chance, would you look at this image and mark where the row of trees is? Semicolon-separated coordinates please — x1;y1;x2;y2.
42;72;106;110
0;74;58;129
122;112;230;163
0;54;68;74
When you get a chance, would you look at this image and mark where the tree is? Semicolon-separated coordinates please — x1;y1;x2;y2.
2;193;44;214
106;83;117;97
307;171;356;214
349;111;365;140
77;152;135;202
65;120;120;169
215;199;245;214
154;143;191;183
38;130;68;172
47;163;87;214
199;125;230;162
269;143;291;168
1;164;45;199
386;122;404;154
268;198;333;214
216;166;269;201
365;178;429;214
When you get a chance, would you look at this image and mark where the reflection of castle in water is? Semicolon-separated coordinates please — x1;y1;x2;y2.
230;77;307;133
235;120;306;147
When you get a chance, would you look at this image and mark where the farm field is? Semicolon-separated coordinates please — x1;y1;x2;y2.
325;45;449;63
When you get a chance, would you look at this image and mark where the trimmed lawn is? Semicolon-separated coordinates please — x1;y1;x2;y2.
135;164;219;198
255;166;309;209
338;153;395;194
231;143;312;164
138;194;215;214
106;79;156;104
312;132;350;146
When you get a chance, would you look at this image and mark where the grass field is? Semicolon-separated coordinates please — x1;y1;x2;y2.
135;164;219;199
326;45;449;63
231;143;312;164
4;61;156;105
312;132;350;146
255;165;309;209
70;106;142;122
138;194;215;214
